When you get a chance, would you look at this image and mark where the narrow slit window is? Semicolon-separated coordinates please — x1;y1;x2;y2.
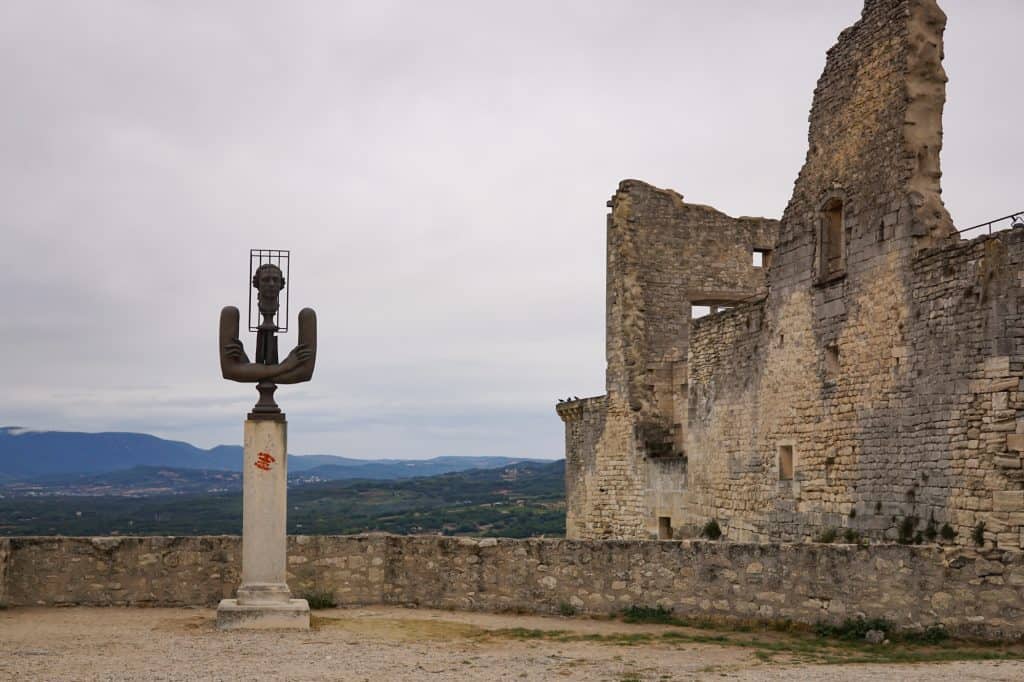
779;445;794;481
658;516;673;540
825;343;840;378
819;198;845;280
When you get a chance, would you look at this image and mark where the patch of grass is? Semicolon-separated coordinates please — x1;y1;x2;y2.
701;518;722;540
302;590;337;610
558;601;577;617
940;523;957;541
621;605;677;625
842;528;860;544
495;605;531;616
815;616;892;641
496;627;566;640
924;518;938;542
900;625;949;645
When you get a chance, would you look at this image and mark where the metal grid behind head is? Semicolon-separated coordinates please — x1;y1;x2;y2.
248;249;290;333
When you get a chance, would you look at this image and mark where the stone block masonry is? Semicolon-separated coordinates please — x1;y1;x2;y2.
4;535;1024;641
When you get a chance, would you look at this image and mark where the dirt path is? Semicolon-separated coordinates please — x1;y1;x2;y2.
2;606;1023;681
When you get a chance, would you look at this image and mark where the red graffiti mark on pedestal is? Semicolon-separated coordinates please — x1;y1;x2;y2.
254;452;276;471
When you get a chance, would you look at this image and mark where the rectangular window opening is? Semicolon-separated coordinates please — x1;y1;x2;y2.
658;516;673;540
778;445;794;481
825;344;840;377
753;248;772;268
819;198;846;281
826;208;842;271
691;304;711;319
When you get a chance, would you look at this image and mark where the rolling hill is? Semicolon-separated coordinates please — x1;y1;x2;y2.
0;427;550;484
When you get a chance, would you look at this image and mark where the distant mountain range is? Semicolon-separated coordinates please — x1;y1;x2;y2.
0;427;556;495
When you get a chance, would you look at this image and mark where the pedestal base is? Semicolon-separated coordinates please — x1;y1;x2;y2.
237;582;293;605
216;599;310;630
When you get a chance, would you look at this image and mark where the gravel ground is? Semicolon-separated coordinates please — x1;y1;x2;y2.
2;606;1024;681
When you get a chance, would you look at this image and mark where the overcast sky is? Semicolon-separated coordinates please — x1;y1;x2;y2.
1;1;1020;459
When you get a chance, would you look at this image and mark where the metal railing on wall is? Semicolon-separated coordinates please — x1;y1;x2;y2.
957;212;1024;239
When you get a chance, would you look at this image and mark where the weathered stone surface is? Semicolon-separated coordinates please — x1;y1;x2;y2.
4;535;1024;641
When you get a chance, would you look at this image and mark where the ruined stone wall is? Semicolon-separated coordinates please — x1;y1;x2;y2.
677;0;1006;546
606;180;777;458
556;396;607;539
905;229;1024;547
685;302;778;542
558;0;1008;548
5;535;1024;641
685;225;1024;547
559;182;777;540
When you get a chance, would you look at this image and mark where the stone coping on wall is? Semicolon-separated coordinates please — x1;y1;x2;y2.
2;535;1022;640
556;395;607;421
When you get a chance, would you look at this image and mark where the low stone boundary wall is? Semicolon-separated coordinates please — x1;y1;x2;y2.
2;535;1023;639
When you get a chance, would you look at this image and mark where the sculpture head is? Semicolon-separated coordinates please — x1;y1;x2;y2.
253;263;285;314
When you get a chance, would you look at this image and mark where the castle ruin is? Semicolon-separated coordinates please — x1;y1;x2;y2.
557;0;1024;548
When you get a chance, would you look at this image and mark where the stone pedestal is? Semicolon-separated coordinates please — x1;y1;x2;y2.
217;418;309;630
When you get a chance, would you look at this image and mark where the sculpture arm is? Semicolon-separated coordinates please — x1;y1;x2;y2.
273;308;317;384
220;306;307;382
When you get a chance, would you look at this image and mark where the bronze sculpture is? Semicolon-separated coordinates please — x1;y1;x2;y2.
219;260;317;419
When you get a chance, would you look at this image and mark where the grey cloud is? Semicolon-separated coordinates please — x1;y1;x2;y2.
1;1;1019;459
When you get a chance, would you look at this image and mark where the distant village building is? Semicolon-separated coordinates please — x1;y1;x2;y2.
558;0;1024;548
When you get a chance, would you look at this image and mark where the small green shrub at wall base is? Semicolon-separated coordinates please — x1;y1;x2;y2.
701;519;722;540
924;519;938;542
842;528;859;544
558;602;577;617
815;616;892;640
816;528;837;543
972;521;986;547
897;516;918;545
621;605;676;624
903;624;950;645
302;590;337;610
940;523;957;541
